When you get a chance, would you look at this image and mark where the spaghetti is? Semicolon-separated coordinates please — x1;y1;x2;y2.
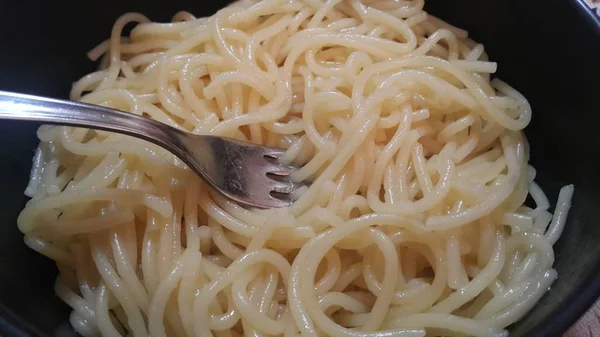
18;0;574;336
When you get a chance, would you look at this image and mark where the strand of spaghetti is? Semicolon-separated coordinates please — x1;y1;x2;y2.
193;249;291;336
109;224;151;313
545;185;575;245
290;214;431;337
95;283;122;337
99;13;151;90
232;268;285;334
386;313;506;337
90;232;148;337
430;231;505;313
148;249;198;337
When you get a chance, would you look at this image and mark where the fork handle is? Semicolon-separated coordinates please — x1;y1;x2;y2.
0;90;185;153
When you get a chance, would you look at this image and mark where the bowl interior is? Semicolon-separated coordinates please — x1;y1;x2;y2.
0;0;599;336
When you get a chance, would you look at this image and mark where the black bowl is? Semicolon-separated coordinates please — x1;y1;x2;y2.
0;0;599;336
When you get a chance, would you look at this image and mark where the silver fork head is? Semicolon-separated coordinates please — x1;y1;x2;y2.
0;90;301;209
180;135;302;209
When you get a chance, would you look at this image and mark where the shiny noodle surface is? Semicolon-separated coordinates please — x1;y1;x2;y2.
19;1;574;336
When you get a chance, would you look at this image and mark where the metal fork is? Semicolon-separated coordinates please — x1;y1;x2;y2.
0;91;300;208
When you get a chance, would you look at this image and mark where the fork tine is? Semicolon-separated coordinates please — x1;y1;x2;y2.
266;163;295;176
270;179;300;194
186;136;304;208
266;193;295;208
262;147;287;159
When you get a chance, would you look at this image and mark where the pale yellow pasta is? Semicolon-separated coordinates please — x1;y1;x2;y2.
18;1;574;337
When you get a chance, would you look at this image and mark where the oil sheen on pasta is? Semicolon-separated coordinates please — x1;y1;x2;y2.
18;1;574;336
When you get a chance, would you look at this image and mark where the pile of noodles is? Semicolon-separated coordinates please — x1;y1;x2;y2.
18;1;574;337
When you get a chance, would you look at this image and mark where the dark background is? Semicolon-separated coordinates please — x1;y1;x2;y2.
0;0;599;336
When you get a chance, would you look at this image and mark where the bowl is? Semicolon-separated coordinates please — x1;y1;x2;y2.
0;0;599;336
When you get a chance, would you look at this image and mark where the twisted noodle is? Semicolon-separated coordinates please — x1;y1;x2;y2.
18;1;574;336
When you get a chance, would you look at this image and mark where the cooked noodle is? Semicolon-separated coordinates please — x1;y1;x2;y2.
18;1;574;336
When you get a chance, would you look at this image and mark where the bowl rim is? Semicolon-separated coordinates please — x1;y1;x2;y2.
0;303;46;337
571;0;600;37
528;260;600;336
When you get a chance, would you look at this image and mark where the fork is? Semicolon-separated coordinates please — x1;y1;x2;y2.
0;91;300;208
